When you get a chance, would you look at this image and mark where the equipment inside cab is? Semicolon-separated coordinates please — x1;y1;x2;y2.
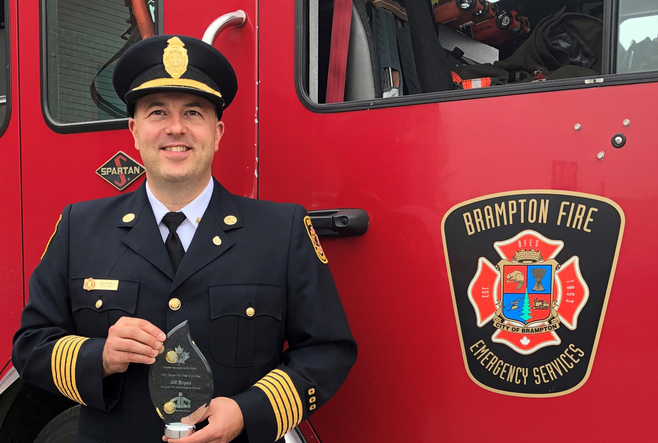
306;0;658;101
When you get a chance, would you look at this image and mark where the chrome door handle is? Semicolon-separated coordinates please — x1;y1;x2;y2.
202;10;247;45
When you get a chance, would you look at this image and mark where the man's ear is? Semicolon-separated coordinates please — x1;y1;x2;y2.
128;118;140;151
215;121;225;153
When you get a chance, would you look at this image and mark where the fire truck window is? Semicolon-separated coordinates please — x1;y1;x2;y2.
304;0;608;105
617;1;658;74
0;2;8;133
44;0;159;125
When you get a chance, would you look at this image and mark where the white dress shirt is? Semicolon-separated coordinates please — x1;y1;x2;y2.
146;178;214;252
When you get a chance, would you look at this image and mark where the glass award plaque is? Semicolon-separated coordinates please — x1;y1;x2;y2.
149;320;214;438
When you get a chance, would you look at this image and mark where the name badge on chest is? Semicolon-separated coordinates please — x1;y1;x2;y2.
83;278;119;291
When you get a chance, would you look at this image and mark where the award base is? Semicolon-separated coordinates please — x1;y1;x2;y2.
165;422;195;439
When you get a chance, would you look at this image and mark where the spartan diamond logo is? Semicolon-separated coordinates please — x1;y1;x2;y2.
96;151;145;191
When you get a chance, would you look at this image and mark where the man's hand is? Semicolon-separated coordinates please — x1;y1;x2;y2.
102;317;165;377
163;397;245;443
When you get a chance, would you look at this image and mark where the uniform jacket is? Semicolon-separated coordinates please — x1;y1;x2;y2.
12;179;357;443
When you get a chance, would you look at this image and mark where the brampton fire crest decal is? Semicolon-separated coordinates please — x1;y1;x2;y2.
442;191;624;397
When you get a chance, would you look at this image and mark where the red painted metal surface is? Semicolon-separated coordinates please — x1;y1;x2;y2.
0;0;22;378
258;3;658;442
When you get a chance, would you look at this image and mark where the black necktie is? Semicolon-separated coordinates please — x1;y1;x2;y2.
162;212;186;273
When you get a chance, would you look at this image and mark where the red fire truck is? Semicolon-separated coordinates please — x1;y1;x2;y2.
0;0;657;441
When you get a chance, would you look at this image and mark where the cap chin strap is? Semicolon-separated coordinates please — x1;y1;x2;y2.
132;78;223;101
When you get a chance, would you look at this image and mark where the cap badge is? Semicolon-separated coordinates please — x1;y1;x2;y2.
163;37;188;79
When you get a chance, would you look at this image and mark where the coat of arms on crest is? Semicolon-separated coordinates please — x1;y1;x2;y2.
442;191;624;397
468;230;588;354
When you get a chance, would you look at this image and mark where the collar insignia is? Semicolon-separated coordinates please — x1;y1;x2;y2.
304;216;328;264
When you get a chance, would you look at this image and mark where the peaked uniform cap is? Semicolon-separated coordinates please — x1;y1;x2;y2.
112;34;238;116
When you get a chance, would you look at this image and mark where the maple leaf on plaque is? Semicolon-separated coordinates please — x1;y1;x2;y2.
175;345;190;364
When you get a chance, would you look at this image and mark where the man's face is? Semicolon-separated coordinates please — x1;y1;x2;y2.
129;92;224;187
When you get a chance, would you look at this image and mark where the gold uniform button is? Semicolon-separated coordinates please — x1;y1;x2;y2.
122;213;135;223
169;298;181;311
308;388;315;395
213;236;222;246
224;215;237;225
95;299;103;309
309;396;316;403
164;401;176;414
166;351;178;364
246;307;255;317
309;404;317;411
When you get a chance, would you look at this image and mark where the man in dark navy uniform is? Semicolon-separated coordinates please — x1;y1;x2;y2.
12;35;357;443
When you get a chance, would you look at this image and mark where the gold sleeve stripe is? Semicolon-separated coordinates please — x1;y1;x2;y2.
269;372;301;427
56;337;85;404
41;214;62;259
62;336;87;404
253;369;304;440
51;335;88;405
272;369;303;419
265;375;296;428
61;338;77;401
52;336;75;401
69;338;85;403
254;381;283;440
55;336;75;399
258;378;289;440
